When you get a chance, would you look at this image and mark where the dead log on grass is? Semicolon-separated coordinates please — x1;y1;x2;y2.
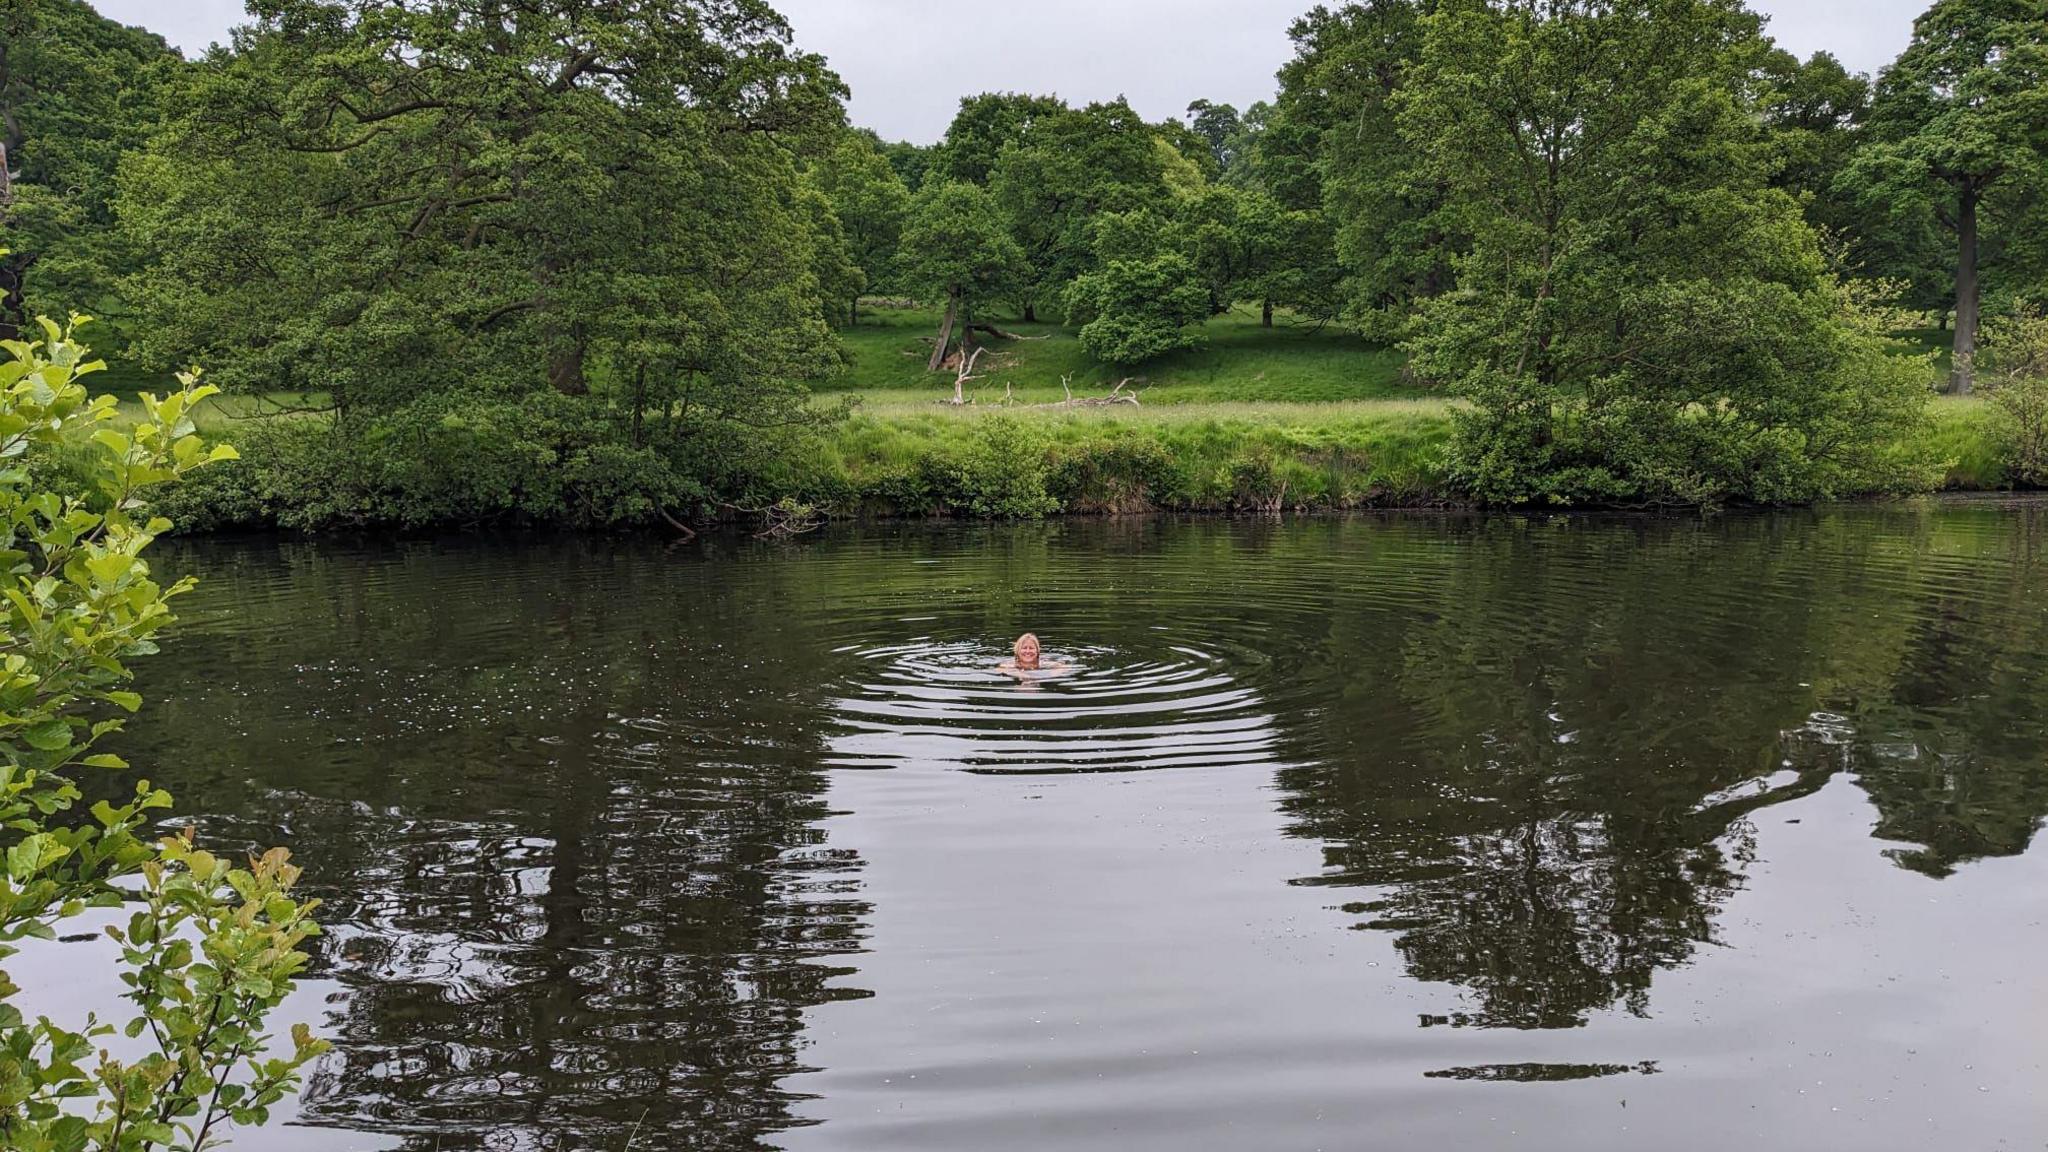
1033;375;1144;408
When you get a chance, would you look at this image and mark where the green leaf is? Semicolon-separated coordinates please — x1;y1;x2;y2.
22;719;73;752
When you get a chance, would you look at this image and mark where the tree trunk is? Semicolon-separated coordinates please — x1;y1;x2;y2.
630;359;648;447
850;297;860;327
550;327;589;395
927;291;958;372
1952;183;1980;396
1262;299;1274;328
1023;300;1037;324
0;143;24;343
0;252;33;345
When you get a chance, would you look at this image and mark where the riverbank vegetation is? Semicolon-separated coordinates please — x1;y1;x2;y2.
0;320;324;1148
0;0;2044;534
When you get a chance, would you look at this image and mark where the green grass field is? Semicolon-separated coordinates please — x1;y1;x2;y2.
827;304;1416;408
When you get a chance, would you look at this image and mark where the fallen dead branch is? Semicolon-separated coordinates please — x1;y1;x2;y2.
1034;375;1144;408
716;498;827;539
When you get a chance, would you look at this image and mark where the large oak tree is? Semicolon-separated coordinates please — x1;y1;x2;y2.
120;0;850;420
1851;0;2048;393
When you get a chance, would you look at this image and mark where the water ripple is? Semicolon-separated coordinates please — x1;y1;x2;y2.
825;638;1279;775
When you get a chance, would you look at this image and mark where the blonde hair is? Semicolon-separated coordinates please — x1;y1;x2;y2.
1013;633;1040;656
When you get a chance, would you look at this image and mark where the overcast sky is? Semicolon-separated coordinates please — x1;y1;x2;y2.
92;0;1927;143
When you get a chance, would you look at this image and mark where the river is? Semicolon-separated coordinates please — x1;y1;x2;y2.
38;505;2048;1149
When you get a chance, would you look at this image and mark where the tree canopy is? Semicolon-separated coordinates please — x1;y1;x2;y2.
118;0;849;414
1403;0;1929;505
1848;0;2048;391
0;0;175;338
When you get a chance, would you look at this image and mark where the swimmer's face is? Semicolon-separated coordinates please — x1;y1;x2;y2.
1013;634;1041;668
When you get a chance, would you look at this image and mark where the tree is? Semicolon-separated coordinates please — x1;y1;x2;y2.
897;182;1024;372
1065;211;1211;365
1760;50;1871;237
877;138;937;191
797;178;867;331
0;0;177;339
988;99;1173;321
1275;0;1455;330
1185;99;1244;174
1404;0;1930;506
931;92;1067;186
808;131;912;325
1177;183;1342;327
118;0;849;412
0;316;325;1148
1851;0;2048;393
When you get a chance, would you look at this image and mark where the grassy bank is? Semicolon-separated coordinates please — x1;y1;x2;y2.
1927;396;2010;490
791;400;1457;517
113;312;2044;532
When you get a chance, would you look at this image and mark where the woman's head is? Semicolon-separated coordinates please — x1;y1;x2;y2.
1012;633;1042;669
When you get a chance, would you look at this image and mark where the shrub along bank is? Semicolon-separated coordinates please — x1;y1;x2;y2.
139;392;2037;535
152;401;1459;531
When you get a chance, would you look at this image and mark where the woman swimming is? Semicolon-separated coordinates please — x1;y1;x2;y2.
999;633;1068;674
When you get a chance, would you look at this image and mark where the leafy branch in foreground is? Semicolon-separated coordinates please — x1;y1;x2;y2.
0;311;325;1151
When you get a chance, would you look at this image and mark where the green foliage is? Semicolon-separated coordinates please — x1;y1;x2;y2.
945;416;1060;519
1847;0;2048;389
1760;50;1873;239
932;93;1068;186
0;317;324;1149
0;0;177;336
1046;431;1181;513
896;183;1025;322
1984;303;2048;485
988;99;1179;319
806;402;1460;517
1184;100;1244;176
117;0;848;411
1064;213;1212;365
1273;1;1451;325
808;132;913;323
1175;184;1339;323
877;138;938;192
155;396;717;532
1401;0;1933;507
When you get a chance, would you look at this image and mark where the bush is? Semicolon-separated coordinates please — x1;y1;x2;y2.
1046;432;1180;513
945;416;1059;519
1985;304;2048;488
1436;282;1938;508
0;318;324;1148
158;395;723;532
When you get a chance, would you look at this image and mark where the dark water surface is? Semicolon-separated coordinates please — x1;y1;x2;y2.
45;507;2048;1148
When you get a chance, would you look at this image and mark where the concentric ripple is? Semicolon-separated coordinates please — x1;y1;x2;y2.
824;637;1279;774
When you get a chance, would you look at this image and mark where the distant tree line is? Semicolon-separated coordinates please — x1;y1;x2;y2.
0;0;2045;514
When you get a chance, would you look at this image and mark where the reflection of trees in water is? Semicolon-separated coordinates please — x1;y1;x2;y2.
130;538;871;1151
120;509;2048;1138
1263;509;2048;1028
1821;506;2048;878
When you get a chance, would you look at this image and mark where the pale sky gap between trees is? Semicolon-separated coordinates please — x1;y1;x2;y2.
95;0;1927;143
